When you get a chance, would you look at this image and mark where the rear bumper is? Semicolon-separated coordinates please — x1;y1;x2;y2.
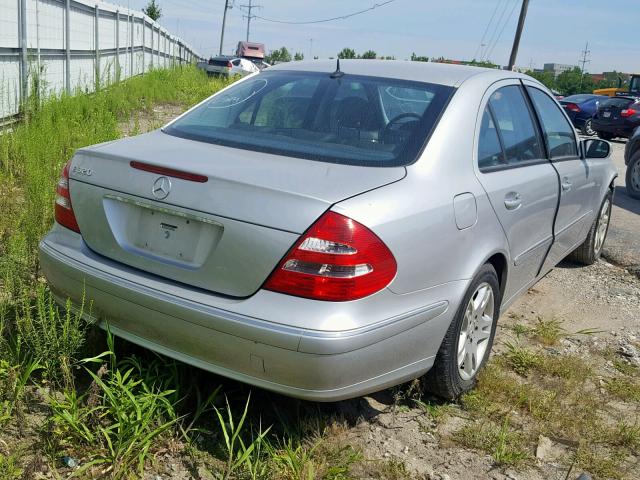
39;225;458;401
593;119;638;137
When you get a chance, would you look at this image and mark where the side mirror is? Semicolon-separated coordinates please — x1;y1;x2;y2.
582;138;610;159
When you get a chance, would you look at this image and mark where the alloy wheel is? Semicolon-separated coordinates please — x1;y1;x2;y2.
631;161;640;193
584;119;595;136
458;282;494;381
594;198;611;255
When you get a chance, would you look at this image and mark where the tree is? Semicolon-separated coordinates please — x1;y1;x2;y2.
337;48;357;59
555;67;595;96
526;70;556;91
265;47;291;64
294;52;304;61
411;52;429;62
467;59;499;69
142;0;162;21
360;50;377;59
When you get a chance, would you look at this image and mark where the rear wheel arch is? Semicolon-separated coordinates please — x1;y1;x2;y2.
483;252;508;302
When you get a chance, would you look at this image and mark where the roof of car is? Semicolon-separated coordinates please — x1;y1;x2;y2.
267;59;526;87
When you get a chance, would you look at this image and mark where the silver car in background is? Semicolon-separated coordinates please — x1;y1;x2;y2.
40;60;617;401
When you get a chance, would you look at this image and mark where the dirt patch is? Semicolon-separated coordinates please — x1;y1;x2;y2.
119;104;186;137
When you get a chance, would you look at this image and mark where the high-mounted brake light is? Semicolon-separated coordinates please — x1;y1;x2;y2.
130;161;208;183
54;161;81;233
264;211;397;301
621;108;637;118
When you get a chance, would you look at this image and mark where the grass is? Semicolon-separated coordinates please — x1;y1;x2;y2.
0;66;387;479
454;417;530;466
458;332;640;476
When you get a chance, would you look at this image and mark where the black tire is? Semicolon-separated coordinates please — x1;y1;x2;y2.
581;119;595;136
597;131;614;141
425;264;500;400
626;152;640;200
569;191;613;265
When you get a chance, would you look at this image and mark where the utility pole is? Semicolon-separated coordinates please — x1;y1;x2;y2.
508;0;530;71
219;0;232;55
309;38;314;59
241;0;261;42
579;42;591;91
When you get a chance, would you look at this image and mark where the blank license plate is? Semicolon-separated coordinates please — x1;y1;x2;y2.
133;209;203;262
603;111;611;118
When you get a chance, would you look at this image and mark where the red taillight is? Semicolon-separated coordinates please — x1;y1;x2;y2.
227;61;233;68
264;211;397;301
621;108;637;118
54;161;80;233
565;103;581;113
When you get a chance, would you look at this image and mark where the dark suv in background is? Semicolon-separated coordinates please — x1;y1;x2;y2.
625;126;640;199
593;96;640;140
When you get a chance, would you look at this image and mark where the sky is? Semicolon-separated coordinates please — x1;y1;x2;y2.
123;0;639;74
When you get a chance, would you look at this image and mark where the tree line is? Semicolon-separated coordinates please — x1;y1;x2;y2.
261;45;629;97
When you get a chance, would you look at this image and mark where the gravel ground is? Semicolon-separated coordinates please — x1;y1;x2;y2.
602;139;640;275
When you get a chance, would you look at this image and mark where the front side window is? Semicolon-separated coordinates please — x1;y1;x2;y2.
164;71;455;167
488;86;544;165
527;87;578;159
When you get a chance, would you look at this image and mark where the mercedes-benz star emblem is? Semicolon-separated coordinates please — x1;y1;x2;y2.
152;176;172;200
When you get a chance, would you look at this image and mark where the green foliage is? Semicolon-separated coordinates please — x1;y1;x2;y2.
410;52;429;62
455;417;529;466
502;340;541;376
293;52;304;61
360;50;377;60
142;0;162;21
337;48;357;59
214;394;271;480
48;333;180;479
265;47;292;64
524;69;556;90
12;285;87;385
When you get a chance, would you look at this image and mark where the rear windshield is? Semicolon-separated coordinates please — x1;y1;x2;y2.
562;94;598;103
164;71;455;167
602;97;636;108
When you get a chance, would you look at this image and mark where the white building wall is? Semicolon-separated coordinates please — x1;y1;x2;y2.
0;0;201;119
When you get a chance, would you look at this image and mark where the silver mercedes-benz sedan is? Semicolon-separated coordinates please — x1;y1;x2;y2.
40;60;617;401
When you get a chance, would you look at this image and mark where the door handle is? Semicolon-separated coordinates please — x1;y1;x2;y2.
561;177;572;192
504;192;522;210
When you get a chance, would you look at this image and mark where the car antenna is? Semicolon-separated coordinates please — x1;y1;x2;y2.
330;58;344;79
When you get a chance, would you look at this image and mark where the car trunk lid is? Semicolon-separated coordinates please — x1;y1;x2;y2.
69;130;405;297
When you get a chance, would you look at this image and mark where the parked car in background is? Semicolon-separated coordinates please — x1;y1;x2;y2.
593;96;640;140
559;94;607;136
624;126;640;199
198;56;259;77
40;61;616;402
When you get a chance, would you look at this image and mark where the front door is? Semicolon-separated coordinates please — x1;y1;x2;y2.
525;83;597;270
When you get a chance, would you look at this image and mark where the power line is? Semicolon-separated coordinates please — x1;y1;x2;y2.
240;0;262;42
252;0;398;25
485;0;519;63
473;0;503;61
482;0;509;61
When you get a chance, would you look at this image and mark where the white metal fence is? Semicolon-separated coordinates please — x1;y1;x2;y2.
0;0;201;119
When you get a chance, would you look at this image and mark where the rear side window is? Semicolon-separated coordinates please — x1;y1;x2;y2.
527;87;578;159
488;86;544;165
478;107;505;170
164;71;455;167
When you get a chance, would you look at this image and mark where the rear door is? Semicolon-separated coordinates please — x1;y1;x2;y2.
524;83;596;269
474;81;559;302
